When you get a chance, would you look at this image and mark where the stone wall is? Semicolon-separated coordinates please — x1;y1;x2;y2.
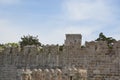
0;65;17;80
0;34;120;80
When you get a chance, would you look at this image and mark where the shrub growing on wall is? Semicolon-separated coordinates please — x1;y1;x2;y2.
19;35;41;49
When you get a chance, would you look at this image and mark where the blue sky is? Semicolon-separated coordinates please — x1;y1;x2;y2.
0;0;120;45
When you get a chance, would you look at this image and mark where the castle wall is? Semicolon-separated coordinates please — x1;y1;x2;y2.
0;34;120;80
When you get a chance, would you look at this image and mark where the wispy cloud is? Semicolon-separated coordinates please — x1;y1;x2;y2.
60;0;120;43
62;0;114;22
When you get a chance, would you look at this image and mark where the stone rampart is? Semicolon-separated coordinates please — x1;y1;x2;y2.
0;34;120;80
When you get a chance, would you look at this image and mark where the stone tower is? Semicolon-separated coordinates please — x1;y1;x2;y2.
65;34;82;47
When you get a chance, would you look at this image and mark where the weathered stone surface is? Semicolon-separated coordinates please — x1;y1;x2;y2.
0;34;120;80
21;68;87;80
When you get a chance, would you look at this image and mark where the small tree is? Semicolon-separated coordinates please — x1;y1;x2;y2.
96;32;116;48
96;32;106;41
19;35;41;48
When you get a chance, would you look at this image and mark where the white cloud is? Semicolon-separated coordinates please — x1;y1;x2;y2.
63;0;113;22
60;0;120;44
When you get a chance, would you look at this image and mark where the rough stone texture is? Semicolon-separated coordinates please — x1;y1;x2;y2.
0;34;120;80
21;68;87;80
0;65;17;80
